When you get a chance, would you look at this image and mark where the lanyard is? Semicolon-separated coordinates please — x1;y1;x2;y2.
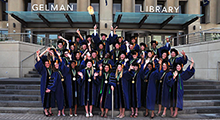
116;50;119;57
100;73;110;94
71;69;76;76
179;74;182;90
87;69;92;78
117;72;121;81
47;69;51;76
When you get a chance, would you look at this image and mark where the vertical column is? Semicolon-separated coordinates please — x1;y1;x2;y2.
186;0;200;38
122;0;133;12
77;0;89;12
99;0;112;34
8;0;25;41
165;0;179;13
0;1;2;21
145;0;157;7
217;0;220;24
54;0;68;10
31;0;46;7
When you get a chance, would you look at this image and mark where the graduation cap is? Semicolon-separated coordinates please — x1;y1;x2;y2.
147;62;155;69
161;49;170;56
117;63;125;68
86;35;92;39
117;36;124;40
41;57;50;64
69;60;77;65
81;41;88;46
173;62;184;71
131;36;137;40
57;40;64;45
49;48;56;53
132;63;141;68
120;51;127;56
86;59;93;64
170;48;179;56
103;63;112;70
151;40;158;45
69;42;75;47
140;43;148;48
162;60;170;66
101;33;107;37
146;50;155;55
91;50;98;54
98;41;104;46
74;51;81;56
63;49;70;54
75;36;80;39
114;41;120;46
131;50;138;56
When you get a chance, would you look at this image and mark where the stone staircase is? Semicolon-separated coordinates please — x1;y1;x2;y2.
24;69;41;78
0;78;220;118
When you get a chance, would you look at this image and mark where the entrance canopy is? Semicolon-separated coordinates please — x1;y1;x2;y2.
113;12;203;30
6;11;99;28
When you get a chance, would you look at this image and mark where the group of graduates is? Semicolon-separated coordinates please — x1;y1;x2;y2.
35;26;195;119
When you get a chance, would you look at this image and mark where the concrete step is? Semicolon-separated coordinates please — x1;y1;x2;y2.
0;78;40;84
183;100;220;107
184;89;220;94
24;74;41;78
184;85;220;89
28;71;39;74
183;80;220;85
0;101;42;107
0;107;197;115
186;106;220;114
183;94;220;100
0;84;40;90
0;89;40;95
0;94;41;101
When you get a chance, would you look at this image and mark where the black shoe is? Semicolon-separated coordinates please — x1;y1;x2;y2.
150;113;155;119
43;111;49;117
144;112;149;117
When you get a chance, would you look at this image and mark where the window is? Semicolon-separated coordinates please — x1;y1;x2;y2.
113;0;122;14
0;30;8;41
47;0;54;11
179;1;187;14
2;0;8;21
200;1;210;24
49;34;58;47
24;0;31;11
91;0;99;12
37;34;46;45
135;0;144;12
69;0;77;11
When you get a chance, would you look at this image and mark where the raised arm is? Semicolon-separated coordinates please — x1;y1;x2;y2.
58;36;69;49
76;29;84;41
39;47;50;58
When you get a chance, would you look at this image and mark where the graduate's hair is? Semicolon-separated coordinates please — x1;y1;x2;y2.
52;60;59;72
162;60;170;73
103;64;112;73
115;64;124;79
147;62;156;71
173;63;183;73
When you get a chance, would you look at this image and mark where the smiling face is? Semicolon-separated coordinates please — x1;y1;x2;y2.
105;53;110;58
134;66;139;71
64;52;69;57
92;52;97;59
76;38;80;42
131;39;136;44
49;50;54;56
176;64;182;72
117;65;122;72
120;54;125;60
102;36;106;40
148;52;153;58
118;38;122;43
171;51;176;58
115;44;120;49
163;63;168;71
152;43;156;49
104;65;110;72
148;64;153;71
70;45;74;51
54;63;59;69
140;45;145;51
76;53;80;59
82;44;87;50
132;54;137;59
87;61;92;68
45;61;50;68
162;52;167;59
71;62;76;68
58;43;63;49
99;44;104;50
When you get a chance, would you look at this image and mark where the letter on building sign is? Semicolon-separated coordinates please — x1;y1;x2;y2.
174;6;179;13
156;6;160;12
51;4;58;11
32;4;38;11
161;7;167;13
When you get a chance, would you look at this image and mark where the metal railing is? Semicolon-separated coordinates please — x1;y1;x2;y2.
170;28;220;46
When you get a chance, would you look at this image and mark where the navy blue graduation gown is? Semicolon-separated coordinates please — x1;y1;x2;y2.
133;43;140;52
170;66;195;110
108;34;118;45
117;60;129;70
59;60;80;108
111;49;122;63
92;33;110;52
156;70;174;108
129;70;142;108
78;69;98;106
47;71;64;110
96;71;113;109
35;60;55;109
80;59;101;70
152;43;171;58
141;68;158;110
109;70;133;109
169;55;188;71
101;58;114;67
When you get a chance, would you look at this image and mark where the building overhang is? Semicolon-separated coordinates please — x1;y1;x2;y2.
6;11;99;28
113;12;203;30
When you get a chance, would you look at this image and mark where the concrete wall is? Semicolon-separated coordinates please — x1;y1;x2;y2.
0;41;43;78
174;39;220;81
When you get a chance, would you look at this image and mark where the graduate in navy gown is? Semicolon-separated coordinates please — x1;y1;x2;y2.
151;38;170;58
35;50;55;117
169;48;188;71
97;42;106;61
156;60;175;118
74;36;83;50
170;58;195;118
141;62;158;119
129;63;142;118
56;40;65;56
160;49;170;61
74;51;82;71
45;60;65;117
128;50;139;65
59;59;80;117
95;64;113;118
111;41;122;63
139;43;148;58
77;60;98;118
69;42;76;60
100;52;114;67
117;51;129;70
109;63;133;118
130;36;140;52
